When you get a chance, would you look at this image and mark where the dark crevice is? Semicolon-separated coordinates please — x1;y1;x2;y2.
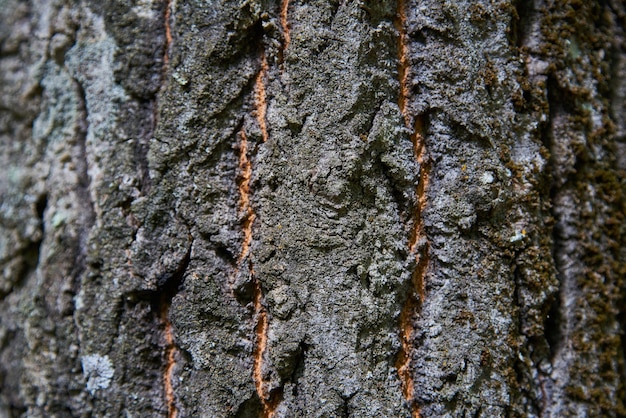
329;0;341;22
510;0;535;48
153;243;192;311
511;262;525;343
533;70;565;417
71;77;96;238
122;241;192;331
35;193;47;225
341;399;349;417
289;341;308;399
72;77;94;222
543;74;572;363
234;393;264;417
6;194;47;298
512;345;541;416
0;104;35;121
617;304;626;381
141;0;172;195
407;24;459;46
135;98;154;195
266;384;284;417
473;405;483;418
214;243;237;266
380;160;411;224
605;36;622;111
232;270;255;306
544;293;562;359
407;29;427;47
340;389;357;417
69;76;96;315
606;6;625;172
341;98;383;139
223;13;266;61
8;403;27;418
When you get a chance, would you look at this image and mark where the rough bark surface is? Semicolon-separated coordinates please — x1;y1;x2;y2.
0;0;624;417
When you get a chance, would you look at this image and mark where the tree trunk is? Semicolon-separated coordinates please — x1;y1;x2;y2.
1;0;624;416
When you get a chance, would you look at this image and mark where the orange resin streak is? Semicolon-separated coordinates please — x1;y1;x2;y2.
280;0;291;50
253;278;274;417
161;306;178;418
164;0;172;67
236;130;276;417
395;1;428;417
410;117;429;304
255;54;269;143
237;130;255;260
395;0;410;123
159;6;177;415
154;0;173;129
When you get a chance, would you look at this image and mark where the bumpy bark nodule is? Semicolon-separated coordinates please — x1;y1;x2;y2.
0;0;624;417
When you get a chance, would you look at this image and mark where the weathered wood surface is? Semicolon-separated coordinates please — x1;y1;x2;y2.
0;1;624;416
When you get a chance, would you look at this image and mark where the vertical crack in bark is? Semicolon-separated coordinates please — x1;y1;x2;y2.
238;130;255;262
163;0;172;68
237;130;278;417
147;0;174;192
255;52;269;143
156;245;191;418
5;195;47;299
238;49;280;412
511;0;535;49
408;116;429;303
154;0;173;120
280;0;291;54
152;6;178;413
253;276;274;417
70;77;96;313
161;307;178;418
395;0;410;122
72;78;96;239
394;1;429;416
543;79;563;365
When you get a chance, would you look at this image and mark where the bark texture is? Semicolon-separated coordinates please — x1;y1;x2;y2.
0;0;624;417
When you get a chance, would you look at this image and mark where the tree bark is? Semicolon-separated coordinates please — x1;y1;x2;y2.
0;0;624;417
